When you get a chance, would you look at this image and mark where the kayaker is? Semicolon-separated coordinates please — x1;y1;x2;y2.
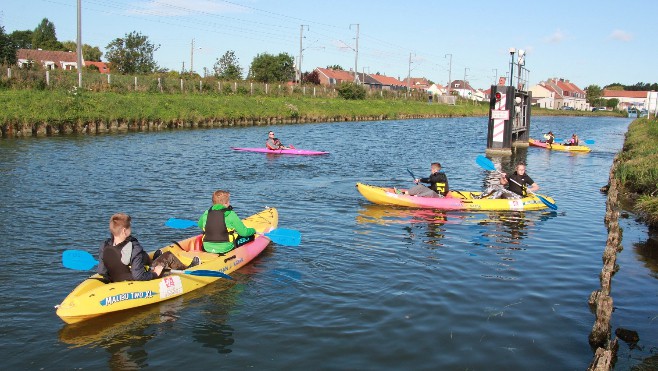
197;189;257;254
479;162;539;199
97;213;198;282
407;162;449;197
565;133;579;146
266;131;294;150
543;131;555;146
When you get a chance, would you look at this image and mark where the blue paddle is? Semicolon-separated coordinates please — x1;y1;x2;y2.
164;218;302;247
62;249;234;279
475;155;558;210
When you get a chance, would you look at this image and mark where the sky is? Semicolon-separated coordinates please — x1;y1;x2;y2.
2;0;656;90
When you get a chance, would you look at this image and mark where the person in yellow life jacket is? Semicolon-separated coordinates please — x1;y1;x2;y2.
407;162;449;198
500;162;539;197
197;190;256;254
543;131;555;146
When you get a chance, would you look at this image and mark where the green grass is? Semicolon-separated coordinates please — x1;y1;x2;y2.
616;118;658;226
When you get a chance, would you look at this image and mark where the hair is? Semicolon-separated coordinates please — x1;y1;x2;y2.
212;189;230;205
431;162;442;170
109;213;131;236
268;131;274;135
516;162;526;168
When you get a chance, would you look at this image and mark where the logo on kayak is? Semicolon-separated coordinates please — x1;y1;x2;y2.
100;290;156;306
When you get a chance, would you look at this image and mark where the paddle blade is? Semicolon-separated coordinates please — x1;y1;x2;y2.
475;155;496;171
62;250;99;271
164;218;198;229
535;194;558;210
265;228;302;246
584;139;595;145
170;269;234;280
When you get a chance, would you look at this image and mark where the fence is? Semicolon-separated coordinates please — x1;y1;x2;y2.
1;66;439;102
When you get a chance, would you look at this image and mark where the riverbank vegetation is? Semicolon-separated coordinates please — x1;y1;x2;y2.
616;118;658;227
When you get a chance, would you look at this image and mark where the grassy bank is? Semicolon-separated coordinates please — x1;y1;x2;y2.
0;89;489;125
616;118;658;227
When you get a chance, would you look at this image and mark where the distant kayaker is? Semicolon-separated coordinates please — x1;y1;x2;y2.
97;213;198;282
266;131;294;150
407;162;449;198
543;131;555;146
198;190;257;254
565;133;579;146
479;162;539;199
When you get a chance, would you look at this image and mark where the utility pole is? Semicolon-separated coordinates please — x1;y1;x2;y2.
444;53;452;94
190;38;194;75
181;61;185;74
298;25;308;83
493;68;498;85
407;52;414;97
350;24;359;83
76;0;82;87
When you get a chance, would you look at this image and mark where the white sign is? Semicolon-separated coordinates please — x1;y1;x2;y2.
491;109;509;120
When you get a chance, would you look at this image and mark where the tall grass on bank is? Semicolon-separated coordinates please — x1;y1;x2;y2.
616;118;658;226
0;89;489;125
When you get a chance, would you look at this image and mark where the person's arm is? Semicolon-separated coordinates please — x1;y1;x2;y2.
525;175;539;192
130;239;158;281
225;211;256;237
444;176;449;195
500;173;509;186
97;241;108;276
266;139;277;150
198;210;209;231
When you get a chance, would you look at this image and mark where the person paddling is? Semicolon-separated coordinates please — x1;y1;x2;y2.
406;162;449;198
266;131;294;150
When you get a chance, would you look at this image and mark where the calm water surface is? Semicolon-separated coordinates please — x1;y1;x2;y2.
1;115;656;369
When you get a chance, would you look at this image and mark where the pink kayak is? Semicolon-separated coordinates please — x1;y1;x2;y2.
231;147;329;155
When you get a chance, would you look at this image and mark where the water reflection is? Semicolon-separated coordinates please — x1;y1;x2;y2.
633;235;658;277
58;280;237;367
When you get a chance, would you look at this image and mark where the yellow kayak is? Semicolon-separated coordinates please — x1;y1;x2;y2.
56;208;278;324
529;138;591;152
356;183;554;211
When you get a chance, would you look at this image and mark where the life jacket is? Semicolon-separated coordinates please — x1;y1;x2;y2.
430;172;448;196
102;237;137;282
203;206;231;243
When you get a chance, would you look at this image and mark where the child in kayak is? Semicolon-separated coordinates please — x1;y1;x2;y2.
479;162;539;199
97;213;198;282
266;131;294;150
407;162;449;197
197;190;257;254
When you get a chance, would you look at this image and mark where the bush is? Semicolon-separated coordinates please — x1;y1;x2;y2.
337;82;366;100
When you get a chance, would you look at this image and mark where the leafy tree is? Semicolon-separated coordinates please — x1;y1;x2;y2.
248;52;295;83
585;84;602;105
0;26;18;65
302;70;320;85
604;83;624;91
9;30;33;49
326;64;343;70
337;82;366;100
105;31;159;74
213;50;242;80
605;98;620;110
32;18;64;50
61;41;103;61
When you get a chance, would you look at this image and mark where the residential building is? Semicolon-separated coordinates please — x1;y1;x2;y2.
427;83;446;96
542;78;587;110
85;61;110;74
315;67;356;87
402;77;431;91
448;80;476;99
17;49;80;70
368;74;406;91
528;84;558;109
602;90;652;110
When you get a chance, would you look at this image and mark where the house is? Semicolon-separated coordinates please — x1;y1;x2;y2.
427;83;446;96
85;61;110;74
542;78;588;110
528;83;558;109
602;90;651;110
17;49;81;70
369;73;406;91
402;77;431;91
448;80;476;99
315;67;357;87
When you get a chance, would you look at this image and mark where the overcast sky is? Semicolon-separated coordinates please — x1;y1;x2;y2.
2;0;655;90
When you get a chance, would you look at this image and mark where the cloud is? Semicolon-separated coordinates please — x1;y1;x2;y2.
609;29;633;42
128;0;246;17
544;29;566;43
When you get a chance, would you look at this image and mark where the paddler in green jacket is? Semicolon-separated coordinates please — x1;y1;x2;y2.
198;189;257;254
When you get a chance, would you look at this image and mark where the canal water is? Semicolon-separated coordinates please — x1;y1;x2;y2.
1;115;655;369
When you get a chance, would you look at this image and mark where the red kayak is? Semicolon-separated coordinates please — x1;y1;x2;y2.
231;147;329;155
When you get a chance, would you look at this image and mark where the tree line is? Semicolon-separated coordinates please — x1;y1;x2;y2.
0;18;323;84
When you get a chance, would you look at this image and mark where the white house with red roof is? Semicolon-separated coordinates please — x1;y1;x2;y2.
542;78;588;110
528;83;558;109
602;90;652;110
315;67;357;86
17;49;81;70
448;80;476;99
